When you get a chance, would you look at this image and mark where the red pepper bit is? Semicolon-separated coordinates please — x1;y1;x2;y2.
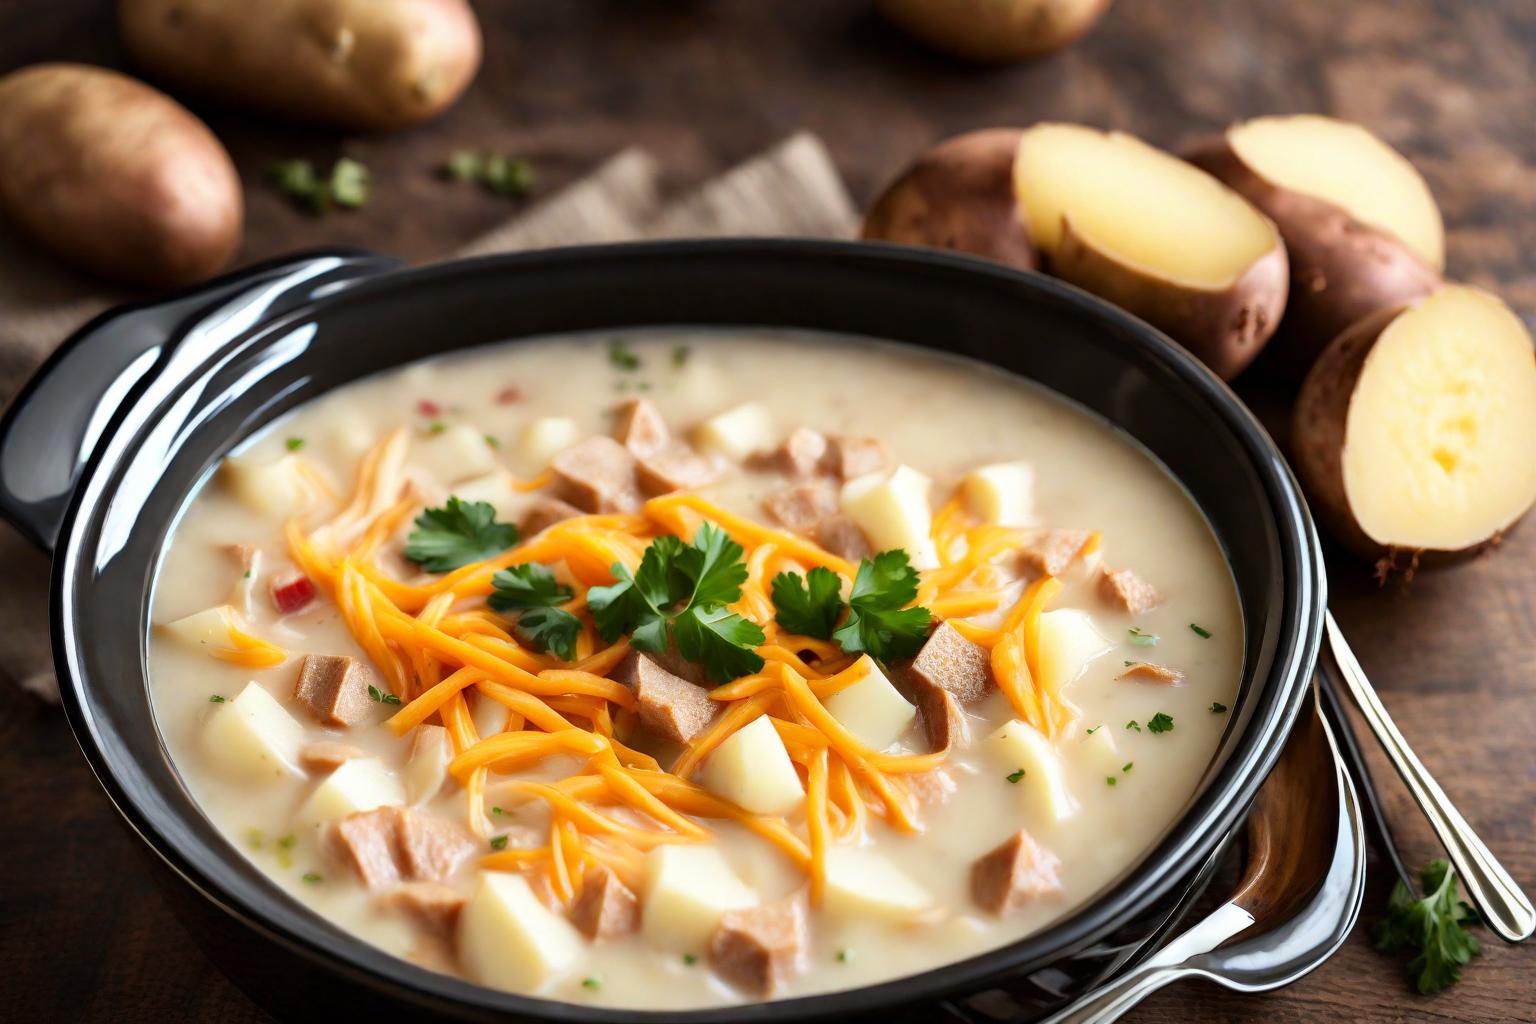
495;386;524;405
416;399;442;417
270;572;316;615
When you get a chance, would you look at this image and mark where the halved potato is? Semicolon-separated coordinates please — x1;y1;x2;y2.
1292;286;1536;567
861;128;1037;270
877;0;1112;63
1014;124;1288;379
1187;115;1444;376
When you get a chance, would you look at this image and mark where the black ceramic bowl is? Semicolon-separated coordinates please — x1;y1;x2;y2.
0;240;1323;1023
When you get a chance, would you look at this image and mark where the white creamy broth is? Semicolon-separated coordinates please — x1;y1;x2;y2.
148;330;1242;1009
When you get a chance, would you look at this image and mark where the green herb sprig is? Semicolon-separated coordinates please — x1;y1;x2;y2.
489;563;581;661
1374;859;1482;993
406;497;520;573
267;158;370;214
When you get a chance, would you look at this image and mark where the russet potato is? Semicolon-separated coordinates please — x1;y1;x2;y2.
0;63;242;287
878;0;1112;63
118;0;482;132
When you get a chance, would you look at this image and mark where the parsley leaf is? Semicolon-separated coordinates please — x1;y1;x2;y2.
1374;859;1482;994
770;567;845;639
587;524;765;682
1147;712;1174;734
406;498;519;572
513;606;582;661
832;549;931;662
489;563;573;611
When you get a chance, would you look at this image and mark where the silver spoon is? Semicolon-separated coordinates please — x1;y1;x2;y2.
1039;701;1366;1024
1324;609;1536;943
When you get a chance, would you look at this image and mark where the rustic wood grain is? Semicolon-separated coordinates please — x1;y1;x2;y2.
0;1;1532;1021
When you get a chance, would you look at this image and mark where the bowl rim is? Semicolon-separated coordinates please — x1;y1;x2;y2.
44;238;1324;1021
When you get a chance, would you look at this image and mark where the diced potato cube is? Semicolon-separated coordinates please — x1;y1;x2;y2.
415;424;499;484
694;402;775;461
822;847;933;921
1036;609;1111;692
840;464;937;568
1078;724;1123;779
162;604;238;650
518;417;581;467
330;419;377;460
700;716;804;816
964;461;1036;526
984;719;1077;822
460;871;584;992
450;472;523;520
222;454;311;517
404;725;452;805
642;845;758;951
202;681;304;781
298;757;405;827
823;662;917;751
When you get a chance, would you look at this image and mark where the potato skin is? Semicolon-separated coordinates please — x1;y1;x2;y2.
1187;138;1442;380
1049;218;1288;380
119;0;482;132
878;0;1112;63
861;129;1038;271
0;64;242;288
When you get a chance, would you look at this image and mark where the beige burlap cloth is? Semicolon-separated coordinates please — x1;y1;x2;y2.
0;132;857;702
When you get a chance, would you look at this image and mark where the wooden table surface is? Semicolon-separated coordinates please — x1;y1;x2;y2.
1;1;1532;1021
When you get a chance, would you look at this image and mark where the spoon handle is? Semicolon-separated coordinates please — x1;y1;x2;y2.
1324;610;1535;943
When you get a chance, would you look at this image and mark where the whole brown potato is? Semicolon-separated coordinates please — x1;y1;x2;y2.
878;0;1112;63
0;64;242;288
861;128;1038;270
118;0;482;132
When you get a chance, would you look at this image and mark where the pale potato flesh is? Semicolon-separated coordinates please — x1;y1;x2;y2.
1343;287;1536;550
1229;115;1444;270
1013;124;1277;288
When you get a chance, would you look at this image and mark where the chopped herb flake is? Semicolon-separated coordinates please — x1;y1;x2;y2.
1106;776;1118;786
1210;701;1229;714
1128;626;1159;646
1190;622;1213;638
367;685;402;706
836;948;853;963
302;872;322;884
581;976;602;990
427;420;446;435
489;834;509;851
1085;725;1101;735
608;341;641;371
682;953;698;966
285;437;304;452
209;694;226;703
1005;768;1026;783
1122;762;1134;772
1126;720;1141;732
278;833;297;850
672;345;691;367
491;806;505;816
1148;712;1175;734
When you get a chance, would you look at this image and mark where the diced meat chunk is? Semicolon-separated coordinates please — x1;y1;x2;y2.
1099;567;1162;614
814;514;871;561
299;740;367;773
916;687;969;751
1118;662;1185;685
519;496;583;537
551;437;641;513
613;398;670;458
613;645;708;688
617;653;718;743
908;621;993;704
749;427;828;478
763;481;838;534
906;766;959;807
269;570;316;614
708;893;808;997
396;808;477;883
637;444;719;496
333;807;405;888
1012;529;1094;578
385;881;466;937
568;864;640;940
971;829;1063;915
823;435;889;479
293;654;376;728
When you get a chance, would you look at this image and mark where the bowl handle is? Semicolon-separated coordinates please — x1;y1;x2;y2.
0;249;399;552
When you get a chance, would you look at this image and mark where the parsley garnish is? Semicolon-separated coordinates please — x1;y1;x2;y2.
209;694;226;703
770;566;844;639
1374;859;1482;993
587;524;766;683
1148;712;1174;734
367;685;402;706
832;550;932;662
581;976;602;990
1085;725;1101;735
1126;720;1141;732
672;345;691;367
1190;622;1212;638
682;953;698;966
285;437;304;452
489;834;509;851
1006;768;1025;783
405;497;520;572
267;158;370;213
302;872;322;884
1128;626;1159;646
1106;776;1117;786
608;341;641;371
1122;762;1133;772
491;806;504;816
277;834;296;850
836;948;853;963
427;420;446;435
484;434;500;448
514;605;583;661
1210;701;1228;714
490;563;573;610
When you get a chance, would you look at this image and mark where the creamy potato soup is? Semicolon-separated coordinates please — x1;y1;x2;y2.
149;331;1242;1009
